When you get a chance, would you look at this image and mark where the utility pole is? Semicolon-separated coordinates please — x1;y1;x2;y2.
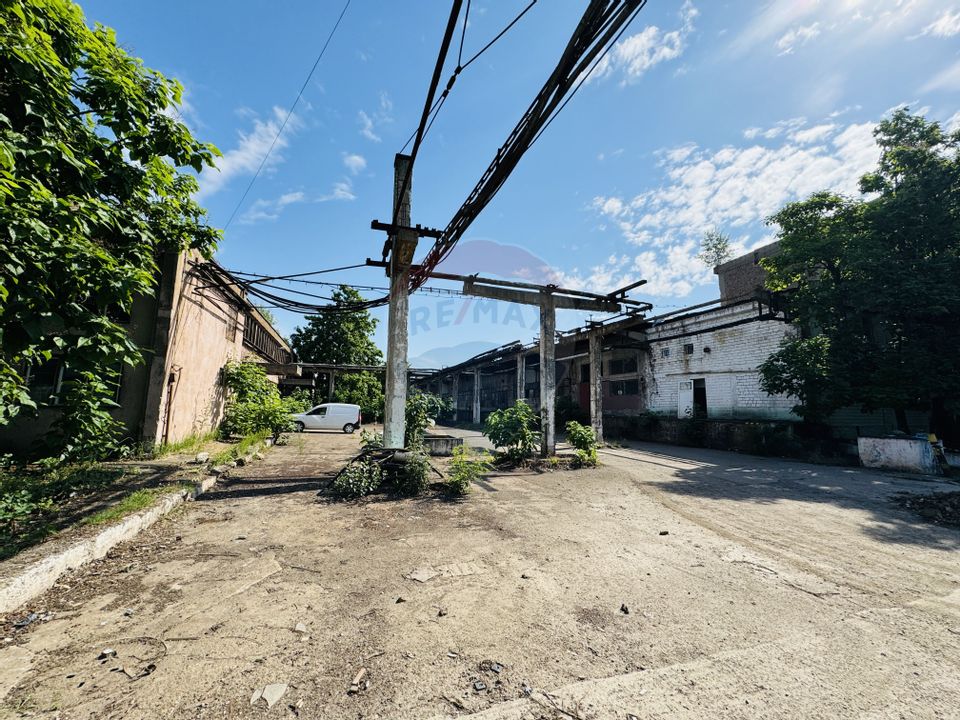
588;325;604;444
539;292;557;456
382;154;416;449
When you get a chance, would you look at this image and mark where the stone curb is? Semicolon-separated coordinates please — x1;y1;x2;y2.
0;438;273;615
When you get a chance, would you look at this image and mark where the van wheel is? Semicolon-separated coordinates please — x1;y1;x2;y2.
342;423;356;434
294;421;305;432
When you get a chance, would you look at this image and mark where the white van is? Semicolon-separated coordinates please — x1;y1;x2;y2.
291;403;362;434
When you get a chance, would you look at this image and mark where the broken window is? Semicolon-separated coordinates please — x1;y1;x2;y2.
683;343;694;355
580;363;590;383
608;357;638;375
660;347;670;358
610;379;639;396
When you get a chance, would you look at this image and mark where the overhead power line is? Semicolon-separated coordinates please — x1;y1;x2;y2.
410;0;647;292
221;0;352;231
399;0;539;154
247;0;647;316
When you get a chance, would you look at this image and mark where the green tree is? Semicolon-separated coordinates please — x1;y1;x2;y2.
334;372;384;422
696;228;733;268
290;286;382;365
760;110;960;439
0;0;220;461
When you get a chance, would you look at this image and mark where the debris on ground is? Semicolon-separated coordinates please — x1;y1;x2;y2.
348;667;368;694
13;612;39;629
473;680;487;692
406;567;438;583
620;604;630;615
250;683;287;708
97;648;117;661
659;530;669;536
891;490;960;528
395;596;406;603
193;452;210;464
294;622;307;633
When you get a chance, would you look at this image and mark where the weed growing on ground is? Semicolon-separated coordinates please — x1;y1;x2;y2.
332;459;382;499
566;421;598;467
484;400;539;462
384;452;431;496
82;485;187;526
447;445;493;495
360;429;384;451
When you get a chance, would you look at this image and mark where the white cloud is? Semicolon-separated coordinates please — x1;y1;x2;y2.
579;117;882;298
732;0;945;56
318;179;356;202
358;111;380;142
919;8;960;37
922;59;960;93
590;1;698;84
357;91;394;143
199;106;302;199
775;22;820;54
239;180;354;224
789;123;836;143
946;111;960;133
343;153;367;175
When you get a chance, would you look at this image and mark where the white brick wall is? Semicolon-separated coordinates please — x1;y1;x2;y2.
642;302;798;420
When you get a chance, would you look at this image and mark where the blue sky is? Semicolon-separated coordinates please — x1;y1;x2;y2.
82;1;960;366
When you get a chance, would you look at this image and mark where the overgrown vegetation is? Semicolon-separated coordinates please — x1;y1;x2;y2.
484;400;540;462
446;445;493;495
331;458;382;499
0;461;124;558
0;0;220;464
565;421;598;467
220;362;300;439
759;109;960;442
359;429;383;451
82;485;186;526
405;391;450;448
210;429;270;466
334;372;385;421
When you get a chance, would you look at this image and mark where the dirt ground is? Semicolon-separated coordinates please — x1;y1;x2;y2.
1;427;959;719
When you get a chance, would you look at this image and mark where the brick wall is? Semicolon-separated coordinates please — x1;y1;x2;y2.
642;301;797;421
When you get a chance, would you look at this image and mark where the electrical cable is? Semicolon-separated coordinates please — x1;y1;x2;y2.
410;0;647;291
221;0;352;231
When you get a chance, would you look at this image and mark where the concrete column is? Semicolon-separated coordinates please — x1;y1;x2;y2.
472;367;481;425
589;330;603;444
383;154;416;449
451;374;459;422
515;352;525;404
327;371;336;402
539;292;556;456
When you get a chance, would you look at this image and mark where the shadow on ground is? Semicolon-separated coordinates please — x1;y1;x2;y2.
603;442;960;550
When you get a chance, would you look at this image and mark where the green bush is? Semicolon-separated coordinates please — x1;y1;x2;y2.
565;421;598;467
447;445;493;495
285;388;314;413
404;391;450;448
383;451;431;496
220;362;296;439
484;400;539;461
332;459;382;499
360;429;384;451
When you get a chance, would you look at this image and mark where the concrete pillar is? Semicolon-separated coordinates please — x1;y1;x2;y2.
515;352;525;404
539;292;556;456
589;330;603;444
383;154;416;448
472;367;481;425
451;374;459;422
327;371;336;402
